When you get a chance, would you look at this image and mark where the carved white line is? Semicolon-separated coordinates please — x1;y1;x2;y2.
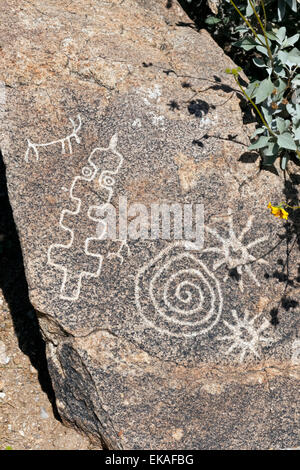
147;85;162;101
150;113;165;127
218;310;274;363
47;134;123;301
25;115;82;162
204;211;268;292
291;338;300;365
135;241;223;338
107;239;131;264
131;118;142;129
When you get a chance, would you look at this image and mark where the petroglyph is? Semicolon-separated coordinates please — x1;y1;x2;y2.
135;241;223;338
218;310;275;363
204;211;269;292
25;115;82;162
47;134;124;301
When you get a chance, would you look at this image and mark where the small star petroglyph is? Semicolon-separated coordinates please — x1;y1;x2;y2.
204;211;268;292
218;309;274;363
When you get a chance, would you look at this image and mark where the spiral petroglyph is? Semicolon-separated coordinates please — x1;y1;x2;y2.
135;242;223;337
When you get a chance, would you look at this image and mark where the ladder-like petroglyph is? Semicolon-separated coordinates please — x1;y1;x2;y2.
47;134;124;301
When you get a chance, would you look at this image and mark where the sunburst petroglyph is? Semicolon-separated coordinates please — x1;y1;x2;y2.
204;211;269;292
218;309;275;363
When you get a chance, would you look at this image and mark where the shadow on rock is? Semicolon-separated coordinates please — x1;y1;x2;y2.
0;151;61;421
265;164;300;326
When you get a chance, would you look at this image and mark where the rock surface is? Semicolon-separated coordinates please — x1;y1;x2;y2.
0;0;299;449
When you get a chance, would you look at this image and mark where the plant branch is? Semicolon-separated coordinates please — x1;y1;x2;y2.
233;74;276;136
249;0;273;63
259;0;267;29
229;0;265;47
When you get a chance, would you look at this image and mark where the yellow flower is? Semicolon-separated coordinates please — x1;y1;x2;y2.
268;202;289;220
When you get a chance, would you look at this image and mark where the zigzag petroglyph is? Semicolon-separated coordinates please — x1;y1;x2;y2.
47;134;124;301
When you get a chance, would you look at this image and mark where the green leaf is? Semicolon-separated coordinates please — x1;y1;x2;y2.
257;34;267;45
292;90;300;105
255;78;274;104
294;127;300;140
278;50;288;63
249;136;270;149
261;141;279;157
263;155;277;165
275;27;287;44
286;48;300;65
281;153;289;170
293;117;300;129
279;48;300;66
234;36;257;51
235;26;249;33
276;118;291;133
277;1;286;21
251;127;266;139
282;34;300;48
246;1;254;17
266;31;278;41
246;80;260;98
205;16;221;25
286;102;298;116
276;118;285;134
292;75;300;86
286;0;297;13
273;65;286;78
255;45;270;57
253;57;266;68
274;77;288;96
277;132;297;150
262;106;273;126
